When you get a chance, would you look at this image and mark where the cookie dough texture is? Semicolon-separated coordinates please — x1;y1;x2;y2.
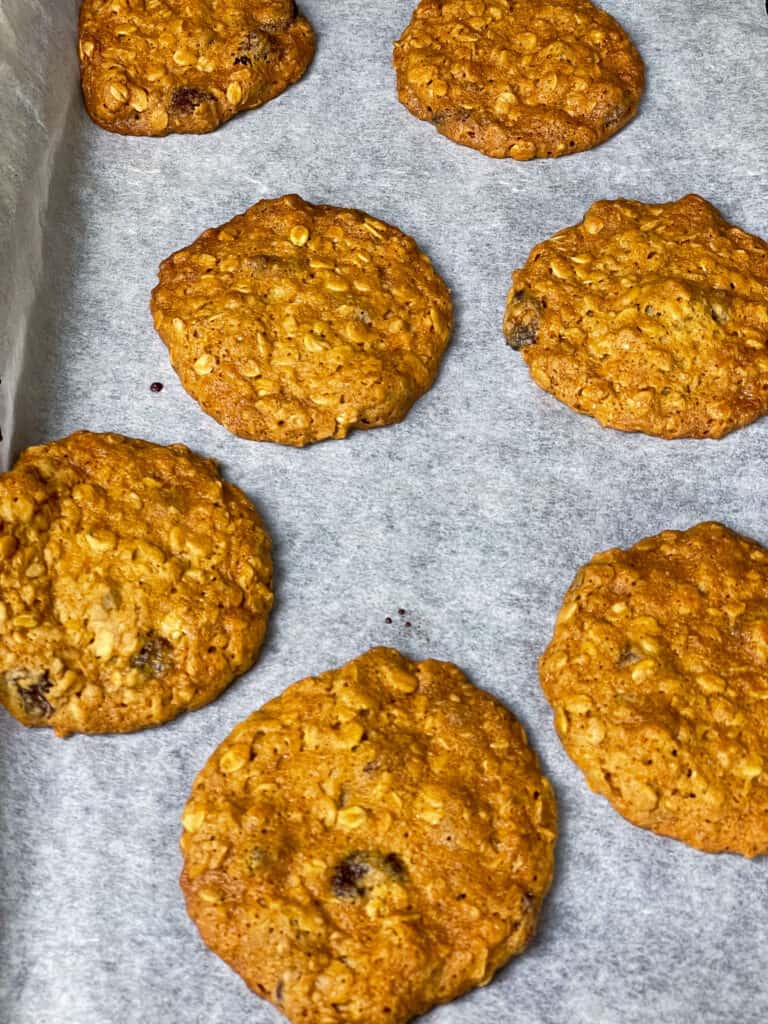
0;432;272;736
181;647;556;1024
394;0;643;159
504;195;768;438
541;523;768;857
151;195;453;446
78;0;315;136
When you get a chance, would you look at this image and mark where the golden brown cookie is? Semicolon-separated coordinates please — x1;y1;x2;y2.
151;195;453;446
393;0;644;159
540;522;768;857
0;432;272;736
504;195;768;438
180;646;556;1023
78;0;315;136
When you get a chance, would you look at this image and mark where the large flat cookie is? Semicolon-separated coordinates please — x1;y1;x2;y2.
78;0;315;135
0;432;272;736
181;647;556;1023
394;0;643;159
151;195;453;446
504;195;768;438
540;522;768;857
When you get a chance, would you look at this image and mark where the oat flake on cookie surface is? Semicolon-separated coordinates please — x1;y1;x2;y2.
504;195;768;438
151;195;453;446
0;432;272;736
78;0;315;136
180;646;556;1024
541;522;768;857
394;0;644;159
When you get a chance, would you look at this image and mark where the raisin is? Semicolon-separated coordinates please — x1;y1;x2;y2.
11;671;54;718
383;852;406;878
149;381;163;393
505;321;538;350
170;87;214;114
506;289;543;351
233;55;251;66
331;854;369;899
131;633;172;675
617;645;641;667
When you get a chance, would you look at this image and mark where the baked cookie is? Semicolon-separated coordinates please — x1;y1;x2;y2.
0;432;272;736
78;0;315;136
181;646;556;1023
394;0;643;159
504;195;768;438
540;522;768;857
151;195;453;446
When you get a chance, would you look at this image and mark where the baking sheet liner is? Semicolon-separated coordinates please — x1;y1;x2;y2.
1;2;767;1021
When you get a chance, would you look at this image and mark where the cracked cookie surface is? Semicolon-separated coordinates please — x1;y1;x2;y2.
504;195;768;438
0;432;272;736
78;0;315;136
540;523;768;857
180;646;556;1023
394;0;643;159
151;195;453;446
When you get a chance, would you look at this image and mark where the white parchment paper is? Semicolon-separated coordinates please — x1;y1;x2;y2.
1;2;768;1022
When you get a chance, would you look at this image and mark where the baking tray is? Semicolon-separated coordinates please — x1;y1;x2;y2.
1;2;767;1021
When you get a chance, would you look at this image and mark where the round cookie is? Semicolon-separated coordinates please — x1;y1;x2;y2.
393;0;644;160
78;0;315;136
151;195;453;446
180;646;556;1024
504;195;768;439
540;522;768;857
0;432;272;736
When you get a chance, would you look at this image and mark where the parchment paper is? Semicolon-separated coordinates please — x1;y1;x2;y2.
1;2;768;1022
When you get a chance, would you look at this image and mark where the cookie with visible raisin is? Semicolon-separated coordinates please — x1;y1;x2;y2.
0;432;272;736
540;522;768;857
151;195;453;446
394;0;644;159
504;195;768;438
180;646;556;1024
78;0;315;136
